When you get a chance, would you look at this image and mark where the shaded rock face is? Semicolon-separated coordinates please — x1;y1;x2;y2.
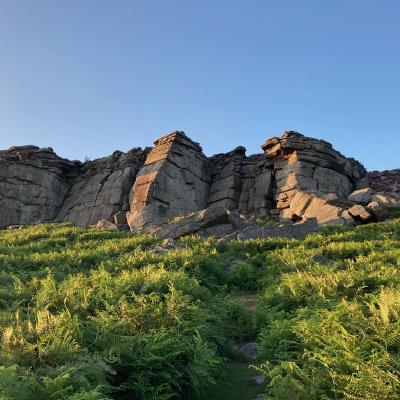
0;146;80;227
56;148;148;227
208;151;275;217
2;129;397;233
368;169;400;203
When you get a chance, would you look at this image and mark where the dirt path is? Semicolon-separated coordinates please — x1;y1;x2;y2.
208;293;266;400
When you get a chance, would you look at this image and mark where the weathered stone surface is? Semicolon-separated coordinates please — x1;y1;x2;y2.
367;201;390;221
0;146;80;227
282;190;355;225
348;204;373;223
126;131;212;230
92;219;119;230
238;342;258;358
207;148;275;218
149;207;231;239
263;132;366;216
348;188;373;204
57;148;148;227
221;218;320;242
113;211;128;226
1;130;397;235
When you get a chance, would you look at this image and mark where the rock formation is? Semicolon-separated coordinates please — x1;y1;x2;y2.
57;147;148;226
1;130;399;238
0;146;80;227
126;131;211;230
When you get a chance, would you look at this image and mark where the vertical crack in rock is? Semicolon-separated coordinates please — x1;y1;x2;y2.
262;131;366;224
56;148;148;227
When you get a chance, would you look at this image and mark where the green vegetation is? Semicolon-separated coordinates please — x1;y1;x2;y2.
1;218;400;399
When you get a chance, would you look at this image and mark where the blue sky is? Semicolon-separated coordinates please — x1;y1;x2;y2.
0;1;399;170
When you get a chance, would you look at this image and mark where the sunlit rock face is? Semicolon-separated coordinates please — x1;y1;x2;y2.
126;131;212;230
261;131;366;225
4;129;394;232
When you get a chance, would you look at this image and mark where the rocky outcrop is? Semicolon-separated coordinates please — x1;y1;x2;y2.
1;130;398;236
208;150;275;218
0;146;80;227
262;131;366;224
368;169;400;204
56;148;148;227
126;131;211;230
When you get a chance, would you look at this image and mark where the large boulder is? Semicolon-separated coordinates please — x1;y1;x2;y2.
221;218;320;242
348;188;373;204
281;191;354;225
348;204;373;223
149;207;232;239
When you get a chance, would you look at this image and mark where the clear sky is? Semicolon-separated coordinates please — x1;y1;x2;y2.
0;1;399;170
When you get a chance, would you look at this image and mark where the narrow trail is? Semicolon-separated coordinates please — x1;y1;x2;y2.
208;294;266;400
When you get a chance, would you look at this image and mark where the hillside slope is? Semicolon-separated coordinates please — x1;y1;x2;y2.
1;215;400;399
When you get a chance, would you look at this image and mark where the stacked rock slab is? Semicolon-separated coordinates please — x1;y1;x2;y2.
56;148;148;227
368;169;400;203
0;146;80;227
262;131;367;224
208;150;275;217
126;131;212;230
238;155;275;217
0;130;388;232
208;147;246;210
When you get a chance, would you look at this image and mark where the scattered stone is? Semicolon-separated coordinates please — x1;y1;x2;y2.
348;205;373;223
367;201;390;221
226;259;243;272
162;237;176;249
283;191;354;225
7;225;23;230
221;218;320;242
114;211;128;226
150;246;169;254
311;255;334;265
150;207;231;239
252;375;266;385
372;194;395;206
238;342;258;358
348;188;373;204
93;219;119;230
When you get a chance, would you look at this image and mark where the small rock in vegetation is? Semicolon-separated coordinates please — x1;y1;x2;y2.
150;246;169;254
252;375;266;385
311;255;334;265
238;342;258;358
93;219;119;230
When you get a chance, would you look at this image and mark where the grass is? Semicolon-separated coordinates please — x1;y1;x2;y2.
207;362;265;400
1;217;400;399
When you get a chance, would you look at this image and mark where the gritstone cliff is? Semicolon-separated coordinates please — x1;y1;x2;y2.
1;131;399;238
